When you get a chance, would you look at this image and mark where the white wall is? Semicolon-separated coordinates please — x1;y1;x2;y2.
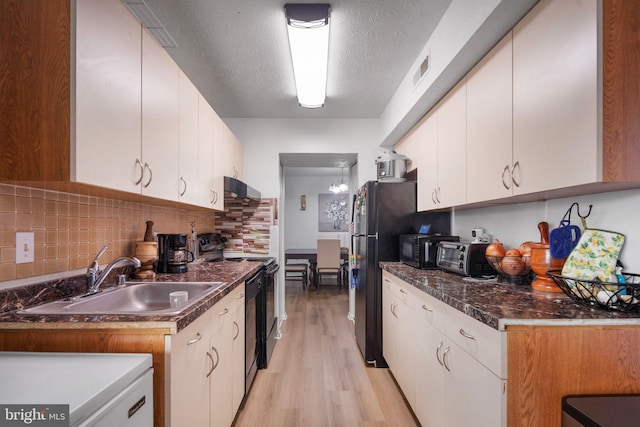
225;118;382;197
453;188;640;272
283;172;350;249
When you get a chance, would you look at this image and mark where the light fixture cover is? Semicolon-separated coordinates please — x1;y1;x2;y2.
284;4;331;108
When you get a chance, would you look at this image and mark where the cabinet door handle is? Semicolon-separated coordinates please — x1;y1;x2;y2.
233;321;239;340
187;332;202;345
421;304;433;312
236;293;244;300
511;161;521;188
210;189;218;205
443;346;451;372
233;166;238;179
431;189;437;204
206;351;215;377
179;177;187;197
134;159;144;185
501;165;511;190
436;187;441;203
219;307;229;316
211;346;220;372
459;328;476;340
436;341;444;366
399;288;407;294
143;162;152;188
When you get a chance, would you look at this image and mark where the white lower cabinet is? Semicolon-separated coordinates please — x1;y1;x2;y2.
169;308;211;427
168;283;245;427
444;339;506;427
382;271;506;427
209;320;233;427
382;279;398;371
230;289;246;416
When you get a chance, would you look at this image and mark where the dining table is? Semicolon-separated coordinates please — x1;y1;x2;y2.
284;247;349;288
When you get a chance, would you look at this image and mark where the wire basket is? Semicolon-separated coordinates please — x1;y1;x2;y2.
547;269;640;311
486;255;532;285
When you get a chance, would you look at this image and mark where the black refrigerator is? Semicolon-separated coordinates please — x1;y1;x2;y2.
351;180;417;367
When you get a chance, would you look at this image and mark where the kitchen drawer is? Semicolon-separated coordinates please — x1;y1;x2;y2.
413;288;447;333
210;289;235;334
227;283;245;314
383;272;416;309
174;308;210;348
445;305;506;378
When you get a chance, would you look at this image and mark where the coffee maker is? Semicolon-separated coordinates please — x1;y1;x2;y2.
156;234;194;273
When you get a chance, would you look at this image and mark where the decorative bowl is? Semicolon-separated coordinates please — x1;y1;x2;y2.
486;255;532;285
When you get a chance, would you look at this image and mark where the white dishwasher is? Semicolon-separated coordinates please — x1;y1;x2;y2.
0;352;153;427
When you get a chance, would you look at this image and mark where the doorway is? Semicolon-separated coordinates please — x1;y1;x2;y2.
277;153;358;335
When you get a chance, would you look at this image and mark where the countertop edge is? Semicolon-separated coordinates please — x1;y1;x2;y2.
380;262;640;331
0;261;263;334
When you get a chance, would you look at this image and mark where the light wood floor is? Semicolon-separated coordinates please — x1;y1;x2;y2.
233;282;419;427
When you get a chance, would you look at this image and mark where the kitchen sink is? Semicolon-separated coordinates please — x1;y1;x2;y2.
18;281;226;316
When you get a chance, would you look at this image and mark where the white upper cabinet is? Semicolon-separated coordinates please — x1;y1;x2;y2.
212;111;226;206
74;0;142;193
436;78;467;208
73;0;230;209
394;123;421;174
407;0;640;210
466;32;514;203
141;30;180;201
416;111;439;211
198;95;215;208
222;123;243;180
178;71;201;205
198;96;224;211
416;79;467;211
512;0;598;195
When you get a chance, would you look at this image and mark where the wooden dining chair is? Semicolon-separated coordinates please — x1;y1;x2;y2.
316;239;341;291
284;262;308;289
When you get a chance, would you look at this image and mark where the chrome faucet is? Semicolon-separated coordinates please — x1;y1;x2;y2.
86;246;141;295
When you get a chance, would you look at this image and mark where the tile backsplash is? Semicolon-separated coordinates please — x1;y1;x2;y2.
217;198;279;254
0;184;215;282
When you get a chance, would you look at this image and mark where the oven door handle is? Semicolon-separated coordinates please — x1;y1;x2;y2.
266;264;280;275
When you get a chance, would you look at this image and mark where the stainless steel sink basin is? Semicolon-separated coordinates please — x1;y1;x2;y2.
18;281;226;316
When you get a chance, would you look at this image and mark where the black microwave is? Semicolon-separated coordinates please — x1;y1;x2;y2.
399;234;460;269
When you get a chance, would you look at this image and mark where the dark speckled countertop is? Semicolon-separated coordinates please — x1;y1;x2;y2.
380;262;640;331
0;260;262;334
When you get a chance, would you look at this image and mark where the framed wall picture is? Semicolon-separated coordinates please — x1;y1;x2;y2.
318;193;349;232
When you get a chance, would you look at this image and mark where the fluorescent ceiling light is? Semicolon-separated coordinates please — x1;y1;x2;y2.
284;4;331;108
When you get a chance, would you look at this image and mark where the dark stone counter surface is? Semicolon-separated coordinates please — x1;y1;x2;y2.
0;261;262;333
380;262;640;331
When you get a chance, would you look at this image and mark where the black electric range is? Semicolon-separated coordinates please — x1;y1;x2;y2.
197;234;280;397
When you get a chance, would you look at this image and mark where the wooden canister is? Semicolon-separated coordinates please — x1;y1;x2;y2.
134;241;158;279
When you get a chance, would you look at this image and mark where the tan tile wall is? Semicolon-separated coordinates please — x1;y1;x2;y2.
0;184;216;282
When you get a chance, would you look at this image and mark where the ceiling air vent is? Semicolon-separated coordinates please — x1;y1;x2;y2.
413;53;430;87
121;0;178;48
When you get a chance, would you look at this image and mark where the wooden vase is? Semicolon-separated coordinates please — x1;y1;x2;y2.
134;241;158;279
530;243;565;292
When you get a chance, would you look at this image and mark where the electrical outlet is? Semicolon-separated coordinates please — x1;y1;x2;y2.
16;232;34;264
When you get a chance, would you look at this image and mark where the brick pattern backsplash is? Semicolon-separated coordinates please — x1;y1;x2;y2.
217;198;278;254
0;184;216;281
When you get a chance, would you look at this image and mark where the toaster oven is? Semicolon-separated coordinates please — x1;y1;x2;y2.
436;241;493;276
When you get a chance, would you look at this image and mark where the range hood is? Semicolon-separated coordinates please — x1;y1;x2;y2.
224;176;262;202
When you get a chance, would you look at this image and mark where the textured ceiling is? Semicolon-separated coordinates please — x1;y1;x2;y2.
144;0;451;119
